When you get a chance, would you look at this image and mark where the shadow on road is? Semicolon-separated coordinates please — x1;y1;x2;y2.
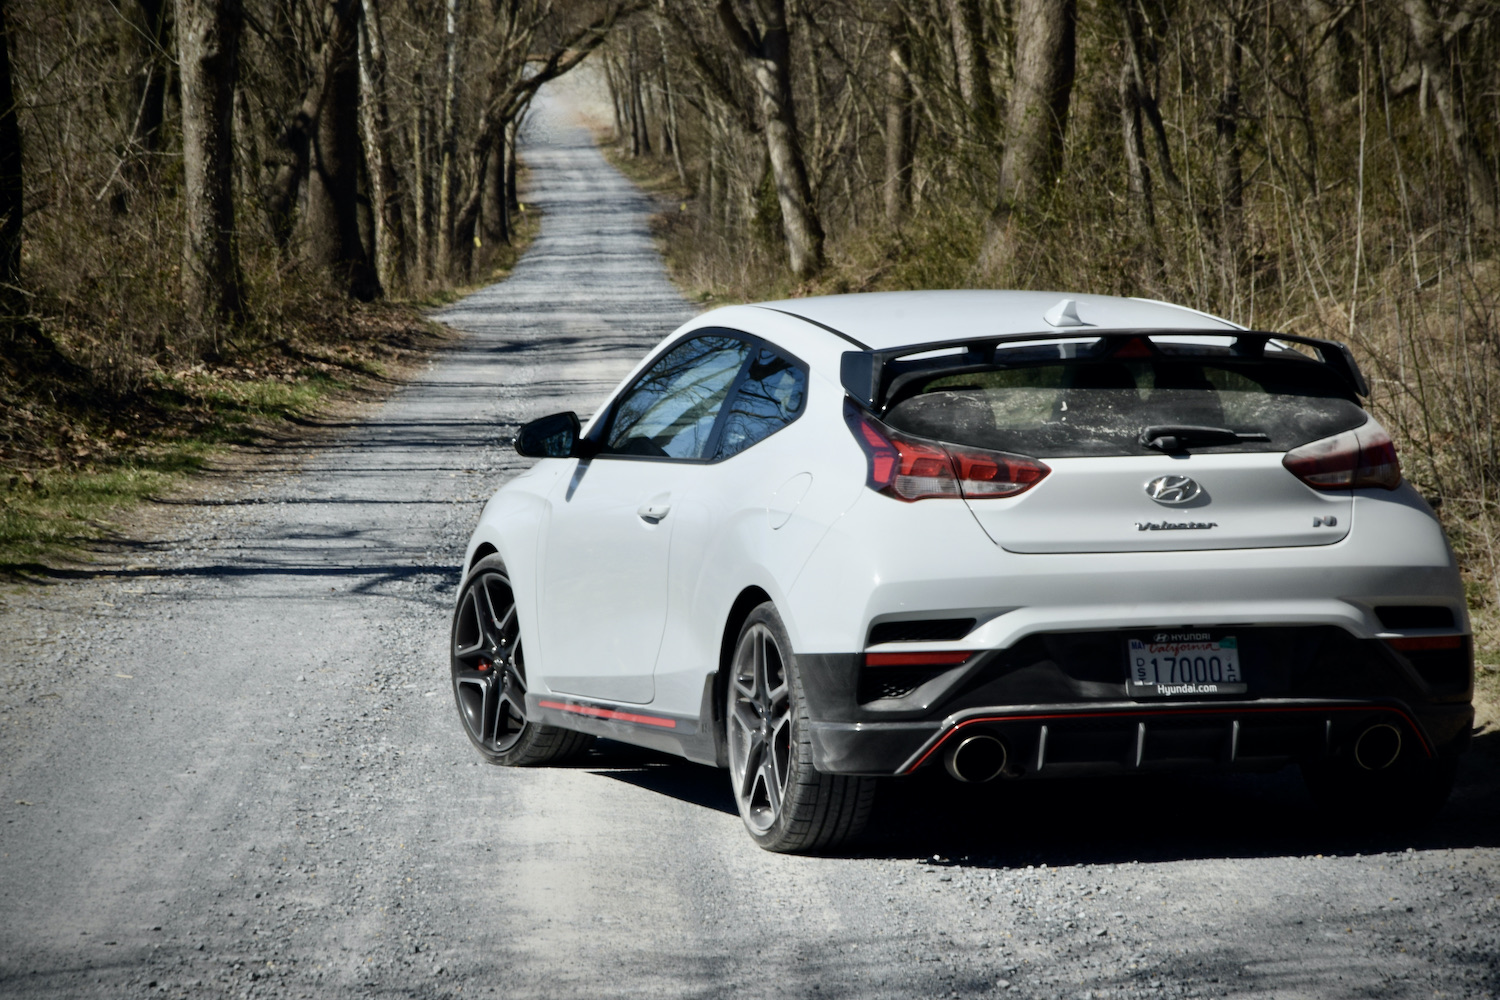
579;740;737;816
571;730;1500;863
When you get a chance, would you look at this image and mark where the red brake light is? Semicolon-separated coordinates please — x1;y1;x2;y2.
1282;419;1401;490
844;403;1050;502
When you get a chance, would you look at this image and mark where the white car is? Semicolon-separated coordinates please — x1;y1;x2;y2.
450;291;1473;852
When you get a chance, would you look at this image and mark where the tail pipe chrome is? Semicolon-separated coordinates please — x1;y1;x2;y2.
1353;723;1403;771
944;733;1008;783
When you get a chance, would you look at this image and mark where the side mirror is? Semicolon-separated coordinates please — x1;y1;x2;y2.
514;411;582;458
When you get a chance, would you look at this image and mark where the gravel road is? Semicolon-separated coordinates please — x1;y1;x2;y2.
3;89;1498;1000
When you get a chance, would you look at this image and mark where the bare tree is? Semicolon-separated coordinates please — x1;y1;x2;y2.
358;0;406;293
1402;0;1497;230
716;0;824;278
0;0;21;332
883;5;913;226
436;0;460;277
307;18;378;299
944;0;994;132
981;0;1077;270
177;0;247;346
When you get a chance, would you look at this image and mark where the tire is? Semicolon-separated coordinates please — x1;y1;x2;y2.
1301;754;1457;831
725;602;875;853
450;555;593;766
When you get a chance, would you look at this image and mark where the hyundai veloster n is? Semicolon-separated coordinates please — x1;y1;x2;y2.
449;291;1473;852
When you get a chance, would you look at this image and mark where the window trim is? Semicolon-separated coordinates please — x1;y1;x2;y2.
587;327;809;465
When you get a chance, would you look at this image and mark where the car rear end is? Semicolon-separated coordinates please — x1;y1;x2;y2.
790;330;1472;799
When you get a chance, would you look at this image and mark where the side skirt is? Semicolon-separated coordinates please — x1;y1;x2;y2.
529;691;720;766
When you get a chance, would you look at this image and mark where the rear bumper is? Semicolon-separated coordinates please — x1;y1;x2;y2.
798;626;1474;776
807;699;1473;777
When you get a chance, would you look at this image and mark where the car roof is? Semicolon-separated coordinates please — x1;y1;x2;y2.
746;290;1242;351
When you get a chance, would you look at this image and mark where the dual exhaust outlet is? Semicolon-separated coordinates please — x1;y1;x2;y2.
941;722;1404;782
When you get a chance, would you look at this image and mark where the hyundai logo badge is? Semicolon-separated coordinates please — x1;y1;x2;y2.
1145;474;1202;505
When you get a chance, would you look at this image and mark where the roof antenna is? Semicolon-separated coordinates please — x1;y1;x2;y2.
1043;298;1090;328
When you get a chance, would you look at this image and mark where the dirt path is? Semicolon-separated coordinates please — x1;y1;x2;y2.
2;89;1497;1000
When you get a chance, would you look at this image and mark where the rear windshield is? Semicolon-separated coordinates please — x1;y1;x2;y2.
884;358;1367;458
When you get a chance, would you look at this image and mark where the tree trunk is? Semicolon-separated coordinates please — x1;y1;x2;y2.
506;117;520;212
481;121;509;248
604;55;626;142
945;0;995;132
995;0;1076;214
1303;0;1350;115
981;0;1076;271
0;0;23;330
717;0;824;279
176;0;246;350
436;0;460;278
1214;3;1245;271
263;0;361;252
883;7;913;226
127;0;171;186
357;0;406;295
1402;0;1497;230
411;77;429;283
306;25;379;300
1115;0;1182;197
1119;56;1162;280
629;30;650;157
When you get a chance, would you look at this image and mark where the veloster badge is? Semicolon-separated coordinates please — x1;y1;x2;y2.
1144;474;1202;504
1136;520;1218;531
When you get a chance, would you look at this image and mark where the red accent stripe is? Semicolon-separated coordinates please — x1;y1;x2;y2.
1385;635;1464;652
865;651;974;667
902;703;1432;774
538;699;678;729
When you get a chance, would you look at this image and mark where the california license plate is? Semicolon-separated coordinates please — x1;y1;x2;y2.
1126;633;1246;697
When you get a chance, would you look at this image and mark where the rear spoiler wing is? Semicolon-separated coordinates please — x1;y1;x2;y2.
839;328;1369;412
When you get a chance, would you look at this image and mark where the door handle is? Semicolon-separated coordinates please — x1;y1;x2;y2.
637;502;671;524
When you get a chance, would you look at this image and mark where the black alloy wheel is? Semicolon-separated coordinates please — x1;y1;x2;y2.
726;602;875;852
450;555;593;766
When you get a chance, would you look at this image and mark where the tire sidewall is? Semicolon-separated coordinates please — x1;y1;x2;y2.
451;554;523;765
729;602;814;851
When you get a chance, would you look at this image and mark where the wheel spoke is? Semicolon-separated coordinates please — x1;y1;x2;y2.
500;662;528;721
739;741;764;801
760;756;782;817
752;630;769;707
730;701;761;738
495;602;518;640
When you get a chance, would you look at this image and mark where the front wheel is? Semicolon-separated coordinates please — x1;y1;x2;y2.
450;555;593;766
726;603;875;852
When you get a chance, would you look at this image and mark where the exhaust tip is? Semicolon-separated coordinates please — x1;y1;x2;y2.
944;734;1008;783
1354;723;1403;771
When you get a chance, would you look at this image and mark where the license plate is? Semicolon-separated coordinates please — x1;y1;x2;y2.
1126;633;1245;697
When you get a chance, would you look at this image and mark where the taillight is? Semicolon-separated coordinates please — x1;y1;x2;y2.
1282;419;1401;490
844;403;1050;502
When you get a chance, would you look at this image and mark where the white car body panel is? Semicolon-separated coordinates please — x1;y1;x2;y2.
975;453;1354;553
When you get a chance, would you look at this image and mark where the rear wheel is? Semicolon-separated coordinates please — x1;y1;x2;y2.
451;555;592;766
726;603;875;852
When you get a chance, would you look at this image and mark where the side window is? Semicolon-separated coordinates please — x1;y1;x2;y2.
604;336;750;460
715;347;808;460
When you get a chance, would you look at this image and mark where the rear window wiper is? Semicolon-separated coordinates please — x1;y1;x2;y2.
1139;425;1271;452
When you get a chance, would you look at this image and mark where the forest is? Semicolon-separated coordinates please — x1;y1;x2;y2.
0;0;1497;653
